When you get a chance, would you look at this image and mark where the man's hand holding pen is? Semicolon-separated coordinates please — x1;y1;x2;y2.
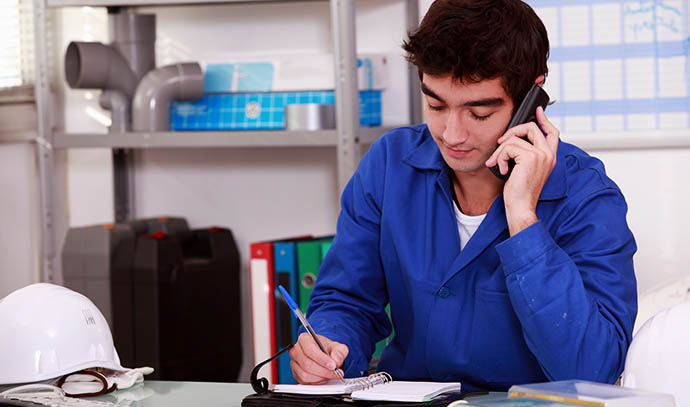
277;285;349;385
289;332;349;385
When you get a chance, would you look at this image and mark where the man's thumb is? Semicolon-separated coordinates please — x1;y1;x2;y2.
330;343;349;365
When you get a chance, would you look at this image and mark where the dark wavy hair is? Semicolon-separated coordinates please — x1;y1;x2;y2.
403;0;549;106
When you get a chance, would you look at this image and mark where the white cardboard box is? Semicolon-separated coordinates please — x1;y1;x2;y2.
203;53;390;93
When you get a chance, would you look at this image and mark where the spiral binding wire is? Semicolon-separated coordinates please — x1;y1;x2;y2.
344;372;393;392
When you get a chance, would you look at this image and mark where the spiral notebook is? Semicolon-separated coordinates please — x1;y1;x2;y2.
271;372;461;402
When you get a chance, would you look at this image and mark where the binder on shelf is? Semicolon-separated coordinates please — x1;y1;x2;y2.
320;240;332;262
296;237;395;368
273;241;301;384
297;236;334;314
295;235;393;369
251;235;312;384
249;241;279;384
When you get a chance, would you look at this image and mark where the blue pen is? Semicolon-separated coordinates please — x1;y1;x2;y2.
277;285;346;383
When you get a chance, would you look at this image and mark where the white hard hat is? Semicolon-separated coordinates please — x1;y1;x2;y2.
622;300;690;406
634;275;690;335
0;283;125;385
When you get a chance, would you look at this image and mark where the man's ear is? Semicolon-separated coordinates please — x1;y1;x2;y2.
535;74;545;86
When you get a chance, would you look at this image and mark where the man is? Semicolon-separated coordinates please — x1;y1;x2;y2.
289;0;637;392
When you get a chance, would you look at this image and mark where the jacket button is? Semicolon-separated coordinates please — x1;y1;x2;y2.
439;286;450;298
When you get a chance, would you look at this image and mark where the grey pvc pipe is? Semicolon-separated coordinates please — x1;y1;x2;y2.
109;12;156;81
132;63;204;132
99;90;130;133
64;42;139;98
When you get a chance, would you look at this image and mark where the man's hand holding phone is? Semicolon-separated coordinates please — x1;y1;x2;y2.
485;106;560;236
289;332;349;384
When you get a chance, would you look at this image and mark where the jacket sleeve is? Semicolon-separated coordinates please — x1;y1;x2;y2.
304;138;392;377
495;185;637;383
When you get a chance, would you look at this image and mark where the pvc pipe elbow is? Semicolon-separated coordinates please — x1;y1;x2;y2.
132;63;204;132
99;90;130;133
64;42;138;98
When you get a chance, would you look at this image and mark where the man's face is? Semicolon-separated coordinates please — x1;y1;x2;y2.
422;74;515;175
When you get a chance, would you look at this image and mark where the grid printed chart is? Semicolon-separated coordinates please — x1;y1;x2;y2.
527;0;690;134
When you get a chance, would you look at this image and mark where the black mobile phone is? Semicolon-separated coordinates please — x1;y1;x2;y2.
489;84;550;180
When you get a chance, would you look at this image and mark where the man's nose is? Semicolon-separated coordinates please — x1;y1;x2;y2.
442;111;469;146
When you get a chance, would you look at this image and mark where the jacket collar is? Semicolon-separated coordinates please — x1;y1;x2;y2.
403;126;446;171
403;125;568;201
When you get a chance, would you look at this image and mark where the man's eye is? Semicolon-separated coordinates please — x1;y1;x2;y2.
428;104;446;112
471;112;492;121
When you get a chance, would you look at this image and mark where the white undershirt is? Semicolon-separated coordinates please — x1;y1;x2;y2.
453;202;487;250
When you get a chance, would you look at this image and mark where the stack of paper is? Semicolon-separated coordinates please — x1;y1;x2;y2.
508;380;675;407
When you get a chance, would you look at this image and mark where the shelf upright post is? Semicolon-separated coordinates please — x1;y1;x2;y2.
330;0;360;194
406;0;422;125
33;0;57;283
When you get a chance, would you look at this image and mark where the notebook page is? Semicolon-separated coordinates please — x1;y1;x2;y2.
272;380;350;395
351;381;461;402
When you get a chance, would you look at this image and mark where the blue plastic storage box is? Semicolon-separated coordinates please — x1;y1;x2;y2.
170;90;381;131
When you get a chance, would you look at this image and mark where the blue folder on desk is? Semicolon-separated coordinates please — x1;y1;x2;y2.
274;241;300;384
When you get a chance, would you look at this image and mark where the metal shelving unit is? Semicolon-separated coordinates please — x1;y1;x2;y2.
32;0;422;282
53;127;394;149
47;0;321;6
33;0;57;284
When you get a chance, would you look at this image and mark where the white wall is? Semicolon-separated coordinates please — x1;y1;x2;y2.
36;0;690;381
592;148;690;293
0;143;39;298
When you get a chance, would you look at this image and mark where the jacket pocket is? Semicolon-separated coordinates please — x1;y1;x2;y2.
468;289;545;388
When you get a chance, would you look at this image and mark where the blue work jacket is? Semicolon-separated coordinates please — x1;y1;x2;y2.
306;124;637;392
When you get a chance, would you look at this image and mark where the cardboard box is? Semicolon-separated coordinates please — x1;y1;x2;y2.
203;54;389;93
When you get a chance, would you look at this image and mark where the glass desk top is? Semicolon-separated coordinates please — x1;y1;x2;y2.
95;381;254;407
93;381;505;407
